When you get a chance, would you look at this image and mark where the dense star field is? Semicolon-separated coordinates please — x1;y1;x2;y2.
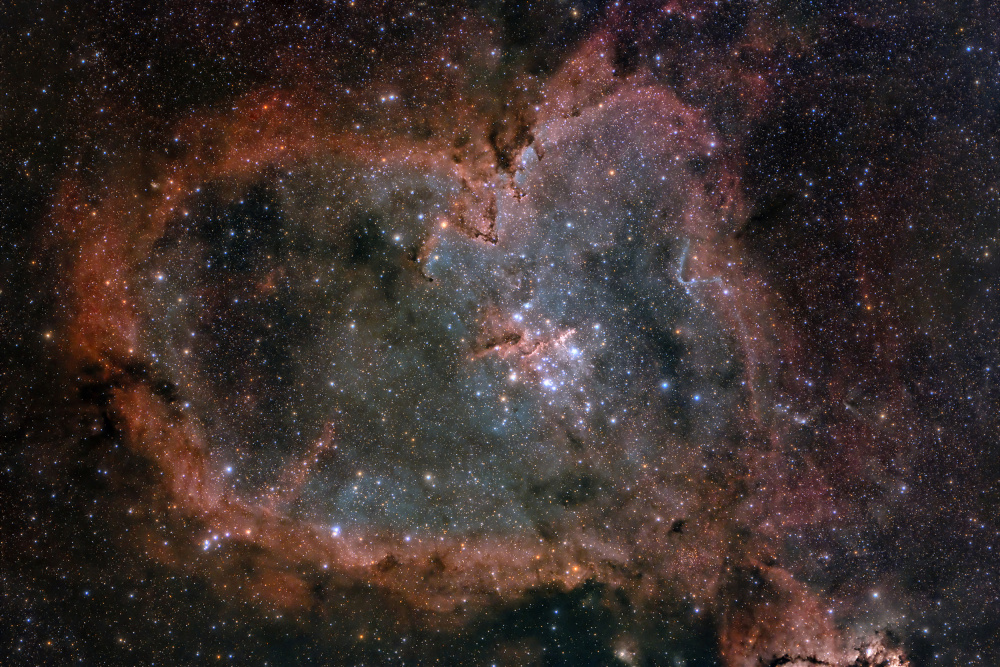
2;1;999;665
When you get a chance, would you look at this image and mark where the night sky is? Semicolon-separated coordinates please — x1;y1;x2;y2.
2;1;999;665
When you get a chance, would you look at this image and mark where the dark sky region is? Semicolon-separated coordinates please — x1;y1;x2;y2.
2;1;1000;665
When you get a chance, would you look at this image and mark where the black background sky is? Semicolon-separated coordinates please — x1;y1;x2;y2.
2;1;1000;665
